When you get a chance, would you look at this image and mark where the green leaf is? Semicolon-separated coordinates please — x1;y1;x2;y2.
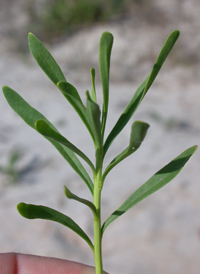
64;186;97;216
28;33;66;85
57;81;94;141
17;202;94;251
35;119;95;172
102;121;149;183
104;30;180;156
145;30;180;92
86;91;102;149
2;86;93;195
90;68;97;103
129;120;150;149
102;145;197;233
58;80;82;102
99;31;114;138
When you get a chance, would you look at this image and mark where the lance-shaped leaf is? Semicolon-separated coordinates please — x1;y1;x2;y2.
17;202;94;251
28;33;66;85
104;30;180;156
86;91;102;149
64;186;97;217
102;121;149;183
2;86;93;195
144;30;180;92
102;145;197;234
90;68;97;103
35;119;95;172
99;31;114;138
57;81;94;141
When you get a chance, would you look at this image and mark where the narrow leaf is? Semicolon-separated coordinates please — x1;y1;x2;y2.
102;145;197;233
102;121;149;183
86;91;102;149
103;77;148;156
17;202;94;251
99;31;114;137
3;86;93;195
104;30;180;156
64;186;97;216
28;33;66;85
57;81;94;141
145;30;180;92
90;68;97;103
35;119;95;172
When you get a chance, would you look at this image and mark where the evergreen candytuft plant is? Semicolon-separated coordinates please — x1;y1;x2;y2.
2;30;197;274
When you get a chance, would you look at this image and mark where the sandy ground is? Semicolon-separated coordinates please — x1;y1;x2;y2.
0;1;200;274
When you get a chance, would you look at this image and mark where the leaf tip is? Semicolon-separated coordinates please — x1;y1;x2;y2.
90;67;95;74
193;144;198;152
64;185;68;195
2;86;13;98
17;202;27;217
34;119;43;130
174;29;180;35
64;186;72;199
101;31;114;40
2;85;8;93
28;32;35;41
173;29;180;39
57;81;66;90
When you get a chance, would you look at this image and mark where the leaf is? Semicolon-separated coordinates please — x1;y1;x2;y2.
64;186;97;216
102;145;197;233
90;68;97;103
35;119;95;172
57;81;94;141
28;33;66;85
57;80;82;102
144;30;180;92
102;121;149;183
17;202;94;251
86;91;102;149
104;30;180;156
129;120;150;149
2;86;93;195
99;31;114;137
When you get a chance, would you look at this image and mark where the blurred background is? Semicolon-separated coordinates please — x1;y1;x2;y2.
0;0;200;273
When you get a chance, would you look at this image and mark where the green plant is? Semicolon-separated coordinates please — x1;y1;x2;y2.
0;148;23;183
2;30;197;274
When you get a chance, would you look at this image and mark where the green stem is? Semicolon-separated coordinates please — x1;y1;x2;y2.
93;169;103;274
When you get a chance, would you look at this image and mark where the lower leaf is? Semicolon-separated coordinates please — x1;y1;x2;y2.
102;145;198;234
17;202;94;251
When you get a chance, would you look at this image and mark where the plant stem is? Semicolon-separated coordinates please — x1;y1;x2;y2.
93;170;103;274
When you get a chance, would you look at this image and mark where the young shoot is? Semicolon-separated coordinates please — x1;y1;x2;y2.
2;30;197;274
